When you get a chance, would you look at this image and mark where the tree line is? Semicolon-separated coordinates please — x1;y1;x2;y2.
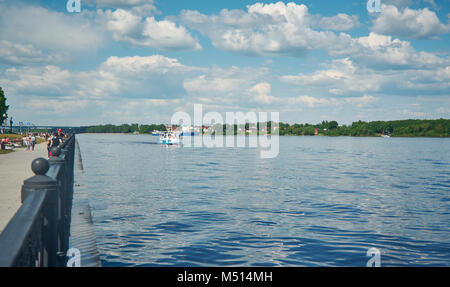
81;119;449;137
82;124;166;134
279;119;449;137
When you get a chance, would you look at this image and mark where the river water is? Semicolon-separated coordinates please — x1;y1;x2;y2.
76;134;450;266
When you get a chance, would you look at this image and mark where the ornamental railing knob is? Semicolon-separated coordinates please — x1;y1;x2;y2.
31;158;49;175
51;147;61;157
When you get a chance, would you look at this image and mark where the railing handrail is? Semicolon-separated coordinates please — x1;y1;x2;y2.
0;190;47;267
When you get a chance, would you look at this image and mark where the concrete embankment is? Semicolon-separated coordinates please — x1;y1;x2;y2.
0;142;47;233
68;140;101;267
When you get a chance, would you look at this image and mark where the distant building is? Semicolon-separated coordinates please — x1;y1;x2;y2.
314;128;319;135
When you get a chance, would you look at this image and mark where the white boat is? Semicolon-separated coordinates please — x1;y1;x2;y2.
158;131;180;145
381;134;390;138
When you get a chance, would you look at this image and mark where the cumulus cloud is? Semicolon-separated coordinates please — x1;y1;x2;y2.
330;32;448;69
0;3;105;64
248;82;278;104
281;58;383;95
0;55;202;103
0;40;61;65
179;2;358;56
88;0;157;12
281;57;450;97
0;4;104;52
183;66;269;100
344;95;379;108
24;99;89;115
371;5;450;39
178;2;448;70
102;8;201;51
310;13;360;31
91;0;155;6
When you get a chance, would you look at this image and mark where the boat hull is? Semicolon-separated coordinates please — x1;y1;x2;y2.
158;138;180;145
179;131;199;136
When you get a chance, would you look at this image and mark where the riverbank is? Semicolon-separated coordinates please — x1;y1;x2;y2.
78;132;450;138
0;142;47;233
77;119;449;137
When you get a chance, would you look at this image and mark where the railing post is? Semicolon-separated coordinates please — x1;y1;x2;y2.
21;158;57;267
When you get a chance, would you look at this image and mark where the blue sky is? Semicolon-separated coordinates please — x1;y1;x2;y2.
0;0;449;126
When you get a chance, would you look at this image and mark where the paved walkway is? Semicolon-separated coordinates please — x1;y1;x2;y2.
0;142;48;233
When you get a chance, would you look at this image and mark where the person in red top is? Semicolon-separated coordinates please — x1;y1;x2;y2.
1;137;10;150
1;137;10;144
57;129;65;142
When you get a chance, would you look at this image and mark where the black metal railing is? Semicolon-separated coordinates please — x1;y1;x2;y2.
0;134;76;266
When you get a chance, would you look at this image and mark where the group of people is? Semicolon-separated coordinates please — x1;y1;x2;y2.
46;129;66;157
22;133;37;151
0;129;67;154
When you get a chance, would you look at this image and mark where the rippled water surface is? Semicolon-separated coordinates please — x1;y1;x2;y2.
77;134;450;266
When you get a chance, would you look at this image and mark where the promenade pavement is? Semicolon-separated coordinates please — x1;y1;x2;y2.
0;142;47;233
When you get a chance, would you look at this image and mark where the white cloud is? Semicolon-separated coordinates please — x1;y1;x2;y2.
90;0;159;17
0;4;104;53
178;3;448;70
344;95;379;108
0;3;105;64
179;2;357;56
311;13;360;31
436;107;450;114
330;32;447;69
281;95;379;109
0;55;202;104
103;8;201;51
402;109;426;117
183;66;269;99
248;82;278;104
24;99;89;115
0;40;60;65
287;95;332;107
281;57;450;97
371;5;450;39
89;0;156;9
178;2;447;70
423;0;438;10
281;58;382;95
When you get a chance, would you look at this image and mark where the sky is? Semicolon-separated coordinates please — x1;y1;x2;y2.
0;0;449;126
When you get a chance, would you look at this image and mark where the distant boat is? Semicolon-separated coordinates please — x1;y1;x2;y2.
152;131;161;136
381;134;390;138
158;131;180;145
179;126;199;136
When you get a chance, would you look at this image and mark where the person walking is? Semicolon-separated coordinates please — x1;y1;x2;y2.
25;134;30;151
30;133;36;151
46;134;52;157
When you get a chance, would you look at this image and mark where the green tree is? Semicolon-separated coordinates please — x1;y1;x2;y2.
0;87;9;126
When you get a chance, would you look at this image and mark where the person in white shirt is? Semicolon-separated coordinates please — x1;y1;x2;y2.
30;134;36;151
